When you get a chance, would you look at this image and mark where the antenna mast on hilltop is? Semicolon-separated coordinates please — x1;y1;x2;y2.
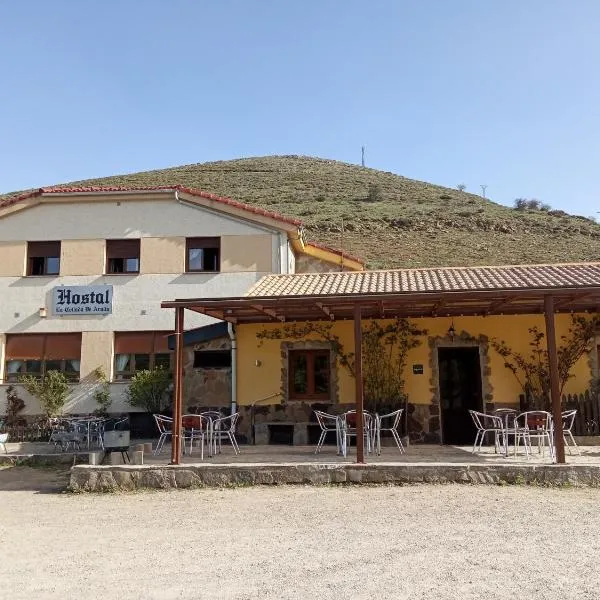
480;184;488;198
361;146;365;167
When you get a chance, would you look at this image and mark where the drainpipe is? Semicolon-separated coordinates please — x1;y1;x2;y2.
228;322;237;415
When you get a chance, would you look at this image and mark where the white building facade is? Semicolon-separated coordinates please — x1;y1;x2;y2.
0;186;362;416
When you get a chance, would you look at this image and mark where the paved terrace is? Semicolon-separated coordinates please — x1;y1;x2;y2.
3;440;600;465
4;440;600;490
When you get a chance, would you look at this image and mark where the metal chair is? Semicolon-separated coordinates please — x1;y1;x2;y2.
561;409;580;455
514;411;555;461
313;410;342;454
340;410;373;457
0;432;8;454
468;410;505;454
153;414;173;455
374;409;404;455
183;414;210;459
211;413;240;455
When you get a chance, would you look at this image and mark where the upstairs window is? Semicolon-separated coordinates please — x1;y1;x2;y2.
106;239;140;274
186;237;220;272
288;350;330;400
114;331;172;380
27;241;61;276
4;333;81;382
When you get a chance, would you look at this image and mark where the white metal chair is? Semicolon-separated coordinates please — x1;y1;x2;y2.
183;414;209;459
561;409;580;456
313;410;342;454
340;410;373;457
374;409;404;455
514;411;555;461
468;410;505;454
211;413;240;455
0;433;8;453
153;414;173;455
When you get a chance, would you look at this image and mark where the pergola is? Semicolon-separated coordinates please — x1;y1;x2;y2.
162;263;600;465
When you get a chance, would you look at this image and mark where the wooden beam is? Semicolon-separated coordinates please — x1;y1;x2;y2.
544;296;566;464
171;307;185;465
354;305;365;464
315;302;334;320
486;296;515;314
554;292;593;310
431;299;446;316
250;304;284;321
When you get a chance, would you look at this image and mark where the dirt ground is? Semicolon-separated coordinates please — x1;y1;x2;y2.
1;467;600;600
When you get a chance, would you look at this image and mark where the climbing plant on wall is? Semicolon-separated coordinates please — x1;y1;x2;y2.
491;314;600;409
256;318;427;411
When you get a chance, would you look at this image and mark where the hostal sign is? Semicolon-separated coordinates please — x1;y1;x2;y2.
52;285;113;315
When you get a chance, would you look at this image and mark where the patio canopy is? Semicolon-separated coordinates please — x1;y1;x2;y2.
162;262;600;466
162;262;600;323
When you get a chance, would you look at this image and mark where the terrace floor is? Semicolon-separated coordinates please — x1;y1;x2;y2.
4;439;600;466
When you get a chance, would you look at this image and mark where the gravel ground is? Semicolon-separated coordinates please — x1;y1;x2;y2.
2;468;600;600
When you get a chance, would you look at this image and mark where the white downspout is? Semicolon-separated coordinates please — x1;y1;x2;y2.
228;322;237;415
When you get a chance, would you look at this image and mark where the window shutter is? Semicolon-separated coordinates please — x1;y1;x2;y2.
45;333;82;359
106;239;140;259
6;334;46;359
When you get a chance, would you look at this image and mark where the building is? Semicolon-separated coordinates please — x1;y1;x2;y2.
162;263;600;455
0;186;363;417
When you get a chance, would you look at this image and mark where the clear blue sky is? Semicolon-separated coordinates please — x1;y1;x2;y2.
2;1;599;216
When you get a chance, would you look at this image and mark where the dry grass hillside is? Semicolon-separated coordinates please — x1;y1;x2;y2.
3;155;600;268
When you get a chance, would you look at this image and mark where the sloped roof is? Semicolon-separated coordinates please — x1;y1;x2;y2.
162;261;600;323
0;185;302;227
246;262;600;297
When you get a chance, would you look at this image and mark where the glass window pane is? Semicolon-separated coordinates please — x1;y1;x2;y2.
25;360;42;374
313;354;330;394
115;354;131;372
134;354;150;371
188;248;204;270
125;258;139;273
291;354;307;394
154;353;171;370
30;257;45;276
108;258;124;273
46;257;60;275
45;360;62;372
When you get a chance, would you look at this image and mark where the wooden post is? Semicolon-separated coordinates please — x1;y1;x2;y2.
544;296;566;464
354;304;365;464
171;307;185;465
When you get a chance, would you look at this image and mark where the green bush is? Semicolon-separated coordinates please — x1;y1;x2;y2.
124;368;171;413
21;371;70;418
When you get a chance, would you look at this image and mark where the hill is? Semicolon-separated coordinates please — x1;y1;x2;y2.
3;155;600;268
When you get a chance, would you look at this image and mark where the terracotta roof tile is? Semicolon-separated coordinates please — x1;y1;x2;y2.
0;185;303;227
246;263;600;297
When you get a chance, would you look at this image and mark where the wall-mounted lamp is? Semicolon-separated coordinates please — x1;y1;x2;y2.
255;359;262;367
447;320;456;339
39;307;47;318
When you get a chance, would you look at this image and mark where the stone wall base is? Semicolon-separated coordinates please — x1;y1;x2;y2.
69;462;600;492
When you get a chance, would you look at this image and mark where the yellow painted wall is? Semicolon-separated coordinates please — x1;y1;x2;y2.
0;241;26;276
221;234;273;273
140;237;186;274
80;331;114;380
61;239;105;276
235;314;593;407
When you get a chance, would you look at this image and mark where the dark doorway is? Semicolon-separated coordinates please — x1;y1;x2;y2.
438;347;483;445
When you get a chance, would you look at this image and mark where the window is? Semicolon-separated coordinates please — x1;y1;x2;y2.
106;239;140;274
186;237;220;272
27;241;61;276
4;333;81;382
288;350;330;400
114;331;172;380
194;350;231;369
